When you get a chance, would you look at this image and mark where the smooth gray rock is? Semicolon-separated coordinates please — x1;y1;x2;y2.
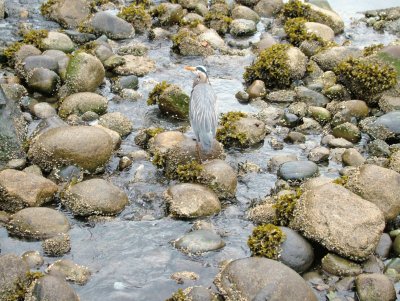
174;230;225;254
278;161;318;181
91;11;135;40
0;254;29;301
31;275;79;301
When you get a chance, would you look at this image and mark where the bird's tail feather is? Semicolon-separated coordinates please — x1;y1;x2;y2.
199;132;214;153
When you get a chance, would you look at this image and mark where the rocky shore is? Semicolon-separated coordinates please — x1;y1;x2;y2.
0;0;400;300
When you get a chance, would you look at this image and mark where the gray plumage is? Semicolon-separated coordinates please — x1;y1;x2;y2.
189;66;217;153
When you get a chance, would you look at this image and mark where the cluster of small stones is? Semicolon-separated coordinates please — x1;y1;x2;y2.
0;0;400;300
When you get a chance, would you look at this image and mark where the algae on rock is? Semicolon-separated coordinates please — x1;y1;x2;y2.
247;224;286;260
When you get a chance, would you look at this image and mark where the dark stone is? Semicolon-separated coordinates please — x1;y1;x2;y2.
91;12;135;40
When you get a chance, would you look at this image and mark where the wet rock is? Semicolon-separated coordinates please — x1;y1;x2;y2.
232;5;260;23
254;0;283;17
285;131;305;144
253;33;277;53
93;124;121;150
342;148;365;167
247;198;275;225
42;233;71;256
332;122;361;143
31;275;80;301
295;117;322;134
375;111;400;139
235;91;249;103
308;106;331;124
65;52;105;93
32;102;57;119
198;29;225;50
304;22;334;41
62;178;128;216
27;68;60;96
174;229;225;254
0;169;58;212
98;112;132;137
311;46;362;71
165;183;221;218
7;207;70;240
200;159;237;199
41;0;91;28
307;3;344;34
266;90;296;103
290;183;385;260
0;254;30;300
346;164;400;221
215;257;317;301
22;251;44;269
355;274;396;301
112;75;138;93
268;154;297;172
223;116;268;147
230;19;257;37
59;92;107;118
286;46;308;80
28;126;113;173
23;164;43;176
6;158;27;170
282;113;301;128
42;50;70;80
171;28;214;56
388;150;400;173
91;11;135;40
308;146;329;163
379;95;400;113
247;80;266;99
186;286;218;301
362;255;384;274
23;55;59;75
321;253;362;276
330;99;369;119
47;259;91;285
42;32;75;53
295;86;330;107
278;161;318;181
328;137;353;148
103;55;125;69
280;227;314;273
375;233;391;259
114;55;156;76
368;139;390;157
257;105;284;126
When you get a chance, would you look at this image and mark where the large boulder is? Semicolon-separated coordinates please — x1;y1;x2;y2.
7;207;70;240
28;126;114;173
311;47;362;71
31;275;80;301
215;257;317;300
65;52;105;93
290;182;385;260
41;32;75;53
308;3;344;34
61;178;128;216
58;92;108;118
0;169;58;212
91;11;135;40
0;254;29;301
346;164;400;221
164;183;221;218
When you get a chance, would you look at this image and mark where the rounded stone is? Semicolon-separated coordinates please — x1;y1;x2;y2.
231;5;260;23
321;253;362;276
23;55;59;74
7;207;70;240
165;183;221;218
278;161;318;181
304;22;334;41
58;92;108;118
31;275;80;301
47;259;91;285
22;251;44;268
61;178;128;216
355;274;396;301
268;154;298;172
174;229;225;254
42;32;75;53
280;227;314;273
98;112;133;137
342;148;365;167
28;126;114;173
91;11;134;40
332;122;361;143
308;146;330;163
0;169;58;212
200;159;237;199
33;102;57;119
0;254;30;300
328;137;353;148
375;233;391;259
215;257;317;301
42;233;71;257
375;111;400;135
230;19;257;37
27;68;60;95
65;52;105;93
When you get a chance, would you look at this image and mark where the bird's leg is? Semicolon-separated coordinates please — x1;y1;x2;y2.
196;141;202;163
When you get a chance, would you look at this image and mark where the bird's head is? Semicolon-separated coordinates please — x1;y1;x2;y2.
185;65;209;84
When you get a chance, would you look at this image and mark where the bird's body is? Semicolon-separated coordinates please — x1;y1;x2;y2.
186;65;218;154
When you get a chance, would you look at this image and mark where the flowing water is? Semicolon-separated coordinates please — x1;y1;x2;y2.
0;0;399;300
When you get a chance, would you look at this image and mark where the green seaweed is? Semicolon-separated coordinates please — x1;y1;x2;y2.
147;81;171;105
176;160;204;182
40;0;57;18
284;17;324;47
22;29;49;49
243;44;291;89
334;57;397;100
118;4;152;33
332;175;349;186
216;111;248;147
247;224;286;260
165;289;187;301
273;188;302;226
363;43;384;56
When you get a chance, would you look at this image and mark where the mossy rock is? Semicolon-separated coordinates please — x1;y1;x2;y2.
334;57;397;102
153;3;184;26
243;44;307;89
40;0;91;28
171;28;214;56
59;92;107;118
118;4;152;33
65;52;105;93
147;81;189;120
204;11;232;35
247;224;286;260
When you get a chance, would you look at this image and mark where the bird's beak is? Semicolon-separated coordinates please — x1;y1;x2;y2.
184;66;196;71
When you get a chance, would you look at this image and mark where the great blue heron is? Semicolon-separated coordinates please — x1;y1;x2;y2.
184;65;217;161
